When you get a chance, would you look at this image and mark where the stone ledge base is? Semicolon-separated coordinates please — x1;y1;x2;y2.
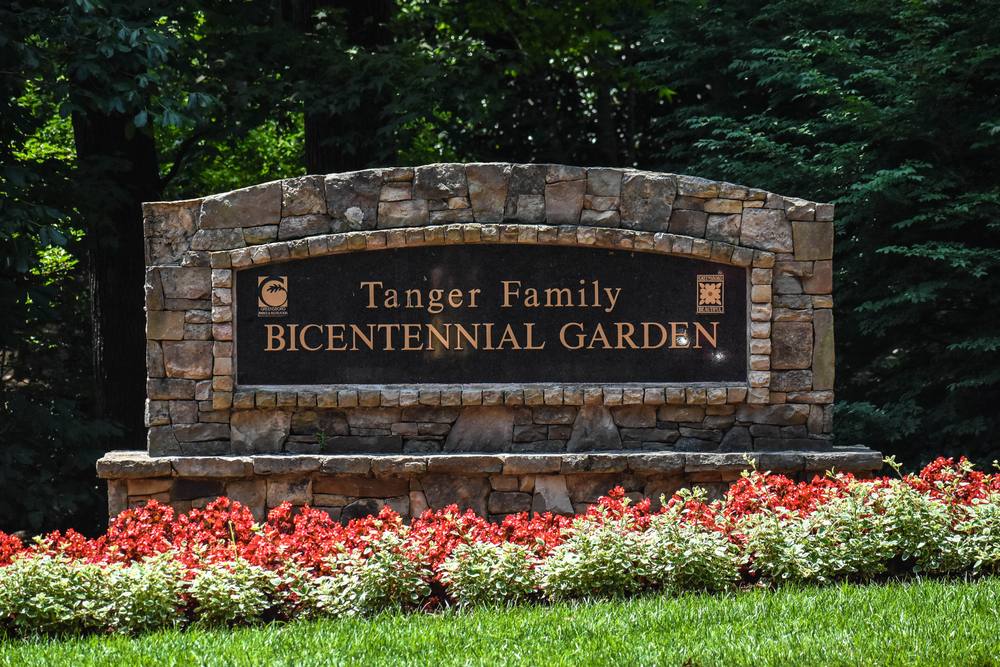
98;448;883;524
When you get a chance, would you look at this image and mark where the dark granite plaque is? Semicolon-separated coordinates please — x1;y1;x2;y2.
235;245;747;385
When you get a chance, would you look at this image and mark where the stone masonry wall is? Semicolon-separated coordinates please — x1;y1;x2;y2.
141;163;837;459
98;450;882;523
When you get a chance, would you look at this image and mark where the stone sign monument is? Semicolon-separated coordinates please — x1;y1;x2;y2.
98;163;882;523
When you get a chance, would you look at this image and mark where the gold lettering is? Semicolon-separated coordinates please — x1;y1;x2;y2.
326;324;347;351
502;281;520;307
265;325;286;351
578;280;587;307
403;324;423;350
693;322;719;348
525;288;540;307
448;289;463;308
484;323;494;350
468;288;481;307
670;322;690;348
300;324;323;351
545;287;572;307
405;289;423;309
615;322;639;349
427;323;451;350
588;323;611;349
497;324;522;350
454;323;479;350
642;322;668;349
378;323;399;350
524;323;545;349
287;324;299;351
384;289;398;308
360;282;383;308
350;324;376;351
560;322;585;349
603;287;621;313
428;289;444;314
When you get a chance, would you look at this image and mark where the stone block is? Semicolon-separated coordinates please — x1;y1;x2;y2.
278;214;333;240
226;479;267;510
97;451;173;479
421;474;490;516
378;200;429;228
567;405;622;452
346;408;402;429
490;475;519;492
586;168;623;197
544;179;586;224
489;492;532;514
676;175;718;198
189;228;246;251
427;455;504;474
413;164;468;199
620;173;675;231
443;406;514;452
281;175;325;216
772;322;814;370
252;456;320;475
565;473;644;503
144;200;199;265
161;341;213;380
669;209;708;237
267;479;311;507
371;456;427;476
532;475;574;515
771;370;813;392
717;426;752;452
230;410;291;454
531;406;577;425
290;409;350;436
503;455;562;475
318;456;371;474
792;222;834;261
803;260;832;294
705;213;741;244
466;163;509;223
619;428;678;443
812;309;835;391
171;478;225;502
313;476;408;498
740;208;793;252
610;405;656;428
201;181;280;229
803;449;883;473
736;403;810;426
171;456;250;477
514;424;547;442
580;210;620;227
656;405;705;422
321;436;402;454
587;453;628;473
402;406;462;423
147;311;185;340
673;437;717;452
326;170;380;230
626;453;685;475
173;424;229;442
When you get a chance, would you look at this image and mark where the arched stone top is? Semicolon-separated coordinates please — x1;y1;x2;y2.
142;163;834;268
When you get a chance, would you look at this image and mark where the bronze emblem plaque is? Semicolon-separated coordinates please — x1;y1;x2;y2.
235;245;747;385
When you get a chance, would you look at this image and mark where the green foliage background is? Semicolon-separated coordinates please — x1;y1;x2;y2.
1;0;998;532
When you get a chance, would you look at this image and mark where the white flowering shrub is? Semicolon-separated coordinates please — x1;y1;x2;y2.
441;541;540;606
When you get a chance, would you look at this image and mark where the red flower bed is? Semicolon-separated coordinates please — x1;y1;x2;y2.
2;457;997;578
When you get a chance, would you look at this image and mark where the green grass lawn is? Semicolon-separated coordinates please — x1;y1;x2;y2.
2;577;999;667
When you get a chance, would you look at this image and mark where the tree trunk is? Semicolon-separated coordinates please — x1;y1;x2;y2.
72;111;162;445
287;0;393;174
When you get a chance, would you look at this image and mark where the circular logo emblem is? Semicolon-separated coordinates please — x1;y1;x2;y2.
259;278;287;307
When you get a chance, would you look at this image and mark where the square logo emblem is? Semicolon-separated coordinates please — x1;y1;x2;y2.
696;274;724;314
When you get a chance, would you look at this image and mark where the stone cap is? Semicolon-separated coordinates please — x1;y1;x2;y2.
98;448;883;479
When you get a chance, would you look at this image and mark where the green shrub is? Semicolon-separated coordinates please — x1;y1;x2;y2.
187;559;284;626
441;542;540;606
